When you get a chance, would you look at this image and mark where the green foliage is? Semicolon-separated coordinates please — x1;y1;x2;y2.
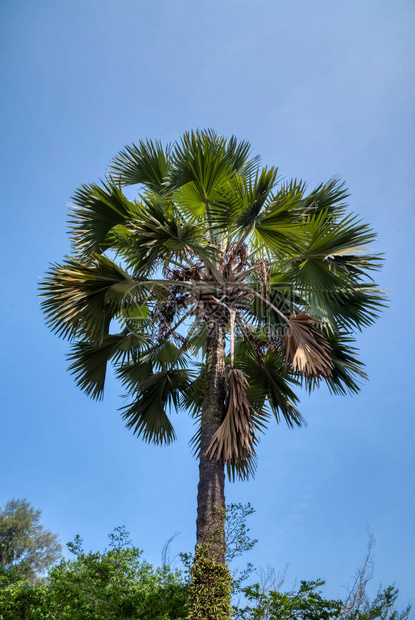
225;503;258;564
0;527;187;620
234;581;411;620
0;568;51;620
0;519;410;620
347;585;411;620
0;499;61;582
187;547;233;620
236;579;343;619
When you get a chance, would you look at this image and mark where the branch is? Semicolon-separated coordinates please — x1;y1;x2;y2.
339;529;375;617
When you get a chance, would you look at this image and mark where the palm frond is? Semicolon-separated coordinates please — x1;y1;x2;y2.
117;340;191;391
120;192;216;271
226;454;258;483
39;255;133;341
249;182;306;256
207;369;256;465
68;332;148;400
222;134;257;176
284;206;387;330
235;338;304;429
166;129;229;195
305;331;368;395
234;168;281;229
283;312;333;378
299;178;350;217
308;284;387;332
109;139;170;190
192;366;262;482
166;129;253;201
171;181;208;222
301;211;378;260
120;369;193;445
69;181;137;257
207;167;280;236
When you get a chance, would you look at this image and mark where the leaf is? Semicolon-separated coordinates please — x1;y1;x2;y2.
39;255;133;341
235;340;304;428
68;333;148;400
305;332;368;395
283;312;333;378
69;181;137;257
249;181;306;256
109;139;170;190
299;178;350;217
120;369;193;445
302;211;378;259
234;168;280;230
166;129;253;203
121;192;216;271
207;369;256;466
117;340;191;390
303;283;387;332
226;454;258;483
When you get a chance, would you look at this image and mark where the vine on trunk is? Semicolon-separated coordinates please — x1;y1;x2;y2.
187;546;233;620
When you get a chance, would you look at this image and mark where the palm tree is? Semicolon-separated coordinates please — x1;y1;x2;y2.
40;130;384;566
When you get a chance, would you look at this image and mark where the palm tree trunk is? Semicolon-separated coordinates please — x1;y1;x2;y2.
196;317;226;563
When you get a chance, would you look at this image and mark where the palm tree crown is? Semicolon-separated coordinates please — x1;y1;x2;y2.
40;129;385;484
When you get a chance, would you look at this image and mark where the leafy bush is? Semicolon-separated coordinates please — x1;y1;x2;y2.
0;527;187;620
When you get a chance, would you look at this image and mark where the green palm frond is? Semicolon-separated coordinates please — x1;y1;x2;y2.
143;339;191;370
235;169;284;229
226;454;258;483
116;341;195;446
69;181;137;257
68;332;149;400
117;340;190;390
40;254;134;341
109;139;170;190
310;284;387;331
301;211;378;260
326;332;368;394
299;178;350;217
323;252;384;278
221;134;258;177
120;368;193;445
303;332;368;395
166;130;231;195
172;182;208;222
119;192;216;272
285;210;382;292
234;339;304;429
207;167;280;236
166;129;253;200
249;183;307;256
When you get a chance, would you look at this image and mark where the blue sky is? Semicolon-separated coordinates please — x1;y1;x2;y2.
1;0;414;610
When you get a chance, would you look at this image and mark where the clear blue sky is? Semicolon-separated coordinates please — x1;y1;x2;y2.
1;0;414;610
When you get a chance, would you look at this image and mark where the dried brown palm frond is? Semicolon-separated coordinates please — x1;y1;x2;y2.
207;368;256;465
283;311;333;378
